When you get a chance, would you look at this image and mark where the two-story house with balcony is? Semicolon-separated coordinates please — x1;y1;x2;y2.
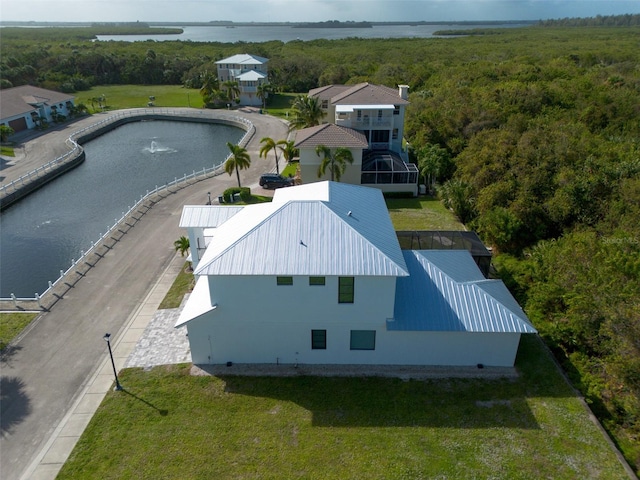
295;83;418;195
215;54;269;107
176;181;536;367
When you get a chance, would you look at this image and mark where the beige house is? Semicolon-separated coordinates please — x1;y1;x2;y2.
295;83;418;195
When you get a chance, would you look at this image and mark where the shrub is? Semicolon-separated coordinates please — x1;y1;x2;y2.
223;187;251;203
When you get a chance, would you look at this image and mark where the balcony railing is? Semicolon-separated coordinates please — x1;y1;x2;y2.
361;167;418;185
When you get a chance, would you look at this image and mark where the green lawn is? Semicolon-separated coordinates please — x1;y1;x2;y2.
262;92;299;119
75;85;205;112
1;145;15;157
0;312;38;350
57;335;627;479
75;86;299;119
386;196;464;231
158;263;195;310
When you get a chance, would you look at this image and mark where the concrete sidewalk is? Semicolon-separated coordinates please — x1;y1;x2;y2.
23;252;186;480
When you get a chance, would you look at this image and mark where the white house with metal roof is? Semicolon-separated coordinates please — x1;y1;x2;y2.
176;182;535;367
0;85;75;134
296;83;418;195
215;53;269;106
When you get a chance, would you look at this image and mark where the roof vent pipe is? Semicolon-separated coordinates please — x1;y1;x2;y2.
347;211;352;216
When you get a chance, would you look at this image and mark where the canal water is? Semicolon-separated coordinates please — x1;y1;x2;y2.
0;120;243;298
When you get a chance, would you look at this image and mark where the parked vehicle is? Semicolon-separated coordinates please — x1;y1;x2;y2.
259;174;294;189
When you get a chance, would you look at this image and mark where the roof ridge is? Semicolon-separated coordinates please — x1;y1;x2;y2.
194;203;284;274
323;201;409;276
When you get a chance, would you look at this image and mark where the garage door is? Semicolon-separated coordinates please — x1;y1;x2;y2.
8;117;28;133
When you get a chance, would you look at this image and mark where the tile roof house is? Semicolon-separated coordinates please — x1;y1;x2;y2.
215;54;269;107
176;182;535;367
296;83;418;195
0;85;75;134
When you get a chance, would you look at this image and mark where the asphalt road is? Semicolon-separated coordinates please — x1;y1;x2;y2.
0;108;289;480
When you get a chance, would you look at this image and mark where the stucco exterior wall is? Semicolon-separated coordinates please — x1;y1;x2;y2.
299;147;363;185
187;274;397;364
186;288;522;367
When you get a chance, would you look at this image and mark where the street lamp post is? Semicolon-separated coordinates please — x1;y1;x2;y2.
207;192;212;205
103;333;123;391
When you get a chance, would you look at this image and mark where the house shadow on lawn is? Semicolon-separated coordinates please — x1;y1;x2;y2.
211;336;574;430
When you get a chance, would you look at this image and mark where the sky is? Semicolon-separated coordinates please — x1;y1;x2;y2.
0;0;637;23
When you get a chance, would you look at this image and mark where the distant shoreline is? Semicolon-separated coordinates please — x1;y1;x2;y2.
0;20;538;28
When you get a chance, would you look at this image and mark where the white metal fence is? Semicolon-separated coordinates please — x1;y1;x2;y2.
1;109;255;309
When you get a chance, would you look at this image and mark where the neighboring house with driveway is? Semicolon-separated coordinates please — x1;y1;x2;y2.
176;181;536;367
0;85;75;134
215;53;269;106
295;83;418;195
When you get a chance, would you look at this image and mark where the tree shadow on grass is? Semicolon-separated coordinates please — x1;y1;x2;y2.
0;376;32;437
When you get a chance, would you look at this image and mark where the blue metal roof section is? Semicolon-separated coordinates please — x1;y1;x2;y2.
390;250;536;334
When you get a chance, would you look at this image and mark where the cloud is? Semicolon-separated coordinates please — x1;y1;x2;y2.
1;0;637;22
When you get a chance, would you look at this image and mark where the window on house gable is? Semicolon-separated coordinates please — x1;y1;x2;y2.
392;128;399;140
309;276;326;286
378;110;383;119
394;105;400;115
338;277;354;303
277;276;293;286
321;100;328;109
312;330;327;349
350;330;375;350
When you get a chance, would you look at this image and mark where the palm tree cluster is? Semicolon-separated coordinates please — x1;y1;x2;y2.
260;137;299;175
315;145;354;182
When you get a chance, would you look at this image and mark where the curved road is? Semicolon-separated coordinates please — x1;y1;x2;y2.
0;108;290;480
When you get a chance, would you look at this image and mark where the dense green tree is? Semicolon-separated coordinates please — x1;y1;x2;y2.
0;125;15;142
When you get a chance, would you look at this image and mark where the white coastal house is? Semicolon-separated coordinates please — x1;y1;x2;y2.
176;181;536;367
215;54;269;107
0;85;75;134
295;83;419;195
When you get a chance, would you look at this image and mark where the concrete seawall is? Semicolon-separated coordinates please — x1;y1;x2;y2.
0;111;252;211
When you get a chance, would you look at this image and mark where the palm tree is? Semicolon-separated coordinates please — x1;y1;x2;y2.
256;83;271;109
315;145;354;182
225;142;251;188
173;236;190;257
259;137;286;175
199;70;218;101
222;80;240;104
278;140;299;163
288;95;323;131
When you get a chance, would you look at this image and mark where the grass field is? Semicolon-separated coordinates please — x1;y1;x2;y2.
0;313;38;350
1;145;15;157
75;86;298;116
57;335;627;479
386;196;465;231
75;85;205;112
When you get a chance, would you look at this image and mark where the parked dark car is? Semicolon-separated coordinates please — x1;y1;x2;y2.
259;174;294;189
